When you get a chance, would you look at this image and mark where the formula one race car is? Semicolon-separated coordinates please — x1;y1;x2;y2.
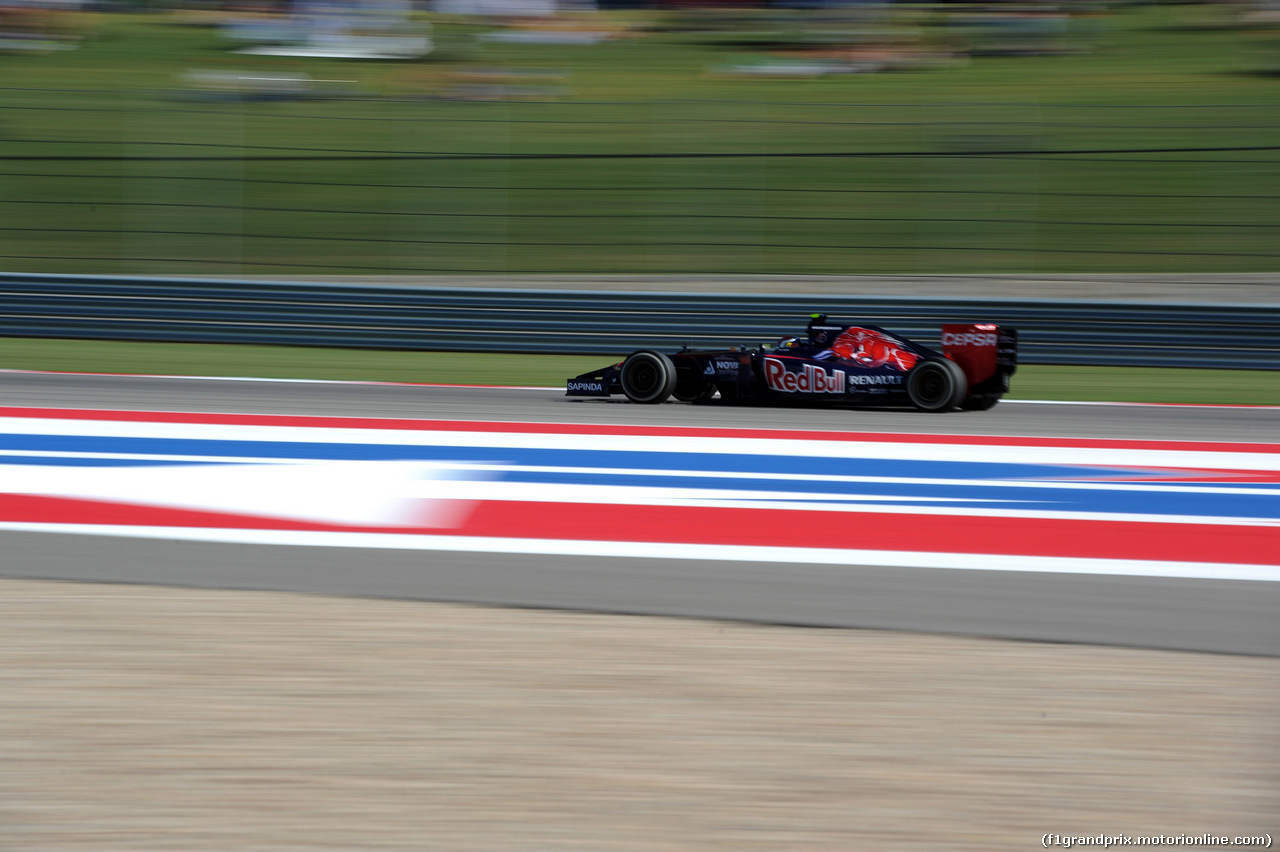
566;315;1017;411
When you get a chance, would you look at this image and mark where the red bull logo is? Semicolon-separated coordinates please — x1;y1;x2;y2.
764;359;845;394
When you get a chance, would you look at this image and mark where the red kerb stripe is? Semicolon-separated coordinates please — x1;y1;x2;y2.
2;495;1275;566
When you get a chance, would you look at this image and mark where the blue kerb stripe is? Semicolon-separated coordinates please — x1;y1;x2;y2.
0;433;1171;481
0;457;224;468
4;435;1278;521
501;470;1280;519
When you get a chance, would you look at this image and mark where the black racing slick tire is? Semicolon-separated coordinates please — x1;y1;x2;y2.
673;382;717;403
941;358;969;409
620;350;678;404
961;393;1000;411
906;359;967;412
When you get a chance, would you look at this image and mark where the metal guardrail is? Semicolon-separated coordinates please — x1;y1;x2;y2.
2;273;1278;369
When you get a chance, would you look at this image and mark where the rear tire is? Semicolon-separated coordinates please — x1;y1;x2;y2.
906;359;966;412
620;350;677;404
940;358;969;409
961;393;1000;411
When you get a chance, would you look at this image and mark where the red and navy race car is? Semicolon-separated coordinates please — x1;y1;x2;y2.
566;314;1017;411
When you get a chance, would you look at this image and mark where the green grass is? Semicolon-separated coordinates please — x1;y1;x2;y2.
1004;364;1279;406
1;4;1278;276
3;337;1276;405
0;337;606;387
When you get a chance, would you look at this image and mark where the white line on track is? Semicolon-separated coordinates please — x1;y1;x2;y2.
1001;399;1280;410
0;369;555;391
3;522;1277;583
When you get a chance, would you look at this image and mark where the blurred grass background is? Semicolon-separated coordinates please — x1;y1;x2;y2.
2;1;1278;277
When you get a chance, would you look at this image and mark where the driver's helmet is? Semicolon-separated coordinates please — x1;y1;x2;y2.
776;336;803;352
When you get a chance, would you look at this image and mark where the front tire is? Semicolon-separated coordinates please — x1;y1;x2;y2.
620;350;677;404
673;382;716;403
906;359;967;412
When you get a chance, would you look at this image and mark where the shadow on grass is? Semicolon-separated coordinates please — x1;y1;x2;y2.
1221;69;1280;79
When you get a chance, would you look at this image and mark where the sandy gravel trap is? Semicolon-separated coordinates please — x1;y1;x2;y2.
1;578;1277;851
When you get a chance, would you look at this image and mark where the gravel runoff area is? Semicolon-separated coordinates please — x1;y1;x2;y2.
234;273;1280;303
2;578;1277;852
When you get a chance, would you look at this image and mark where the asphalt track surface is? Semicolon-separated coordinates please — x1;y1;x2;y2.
3;370;1278;656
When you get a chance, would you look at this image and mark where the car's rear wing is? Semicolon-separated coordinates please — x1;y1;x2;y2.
940;323;1018;394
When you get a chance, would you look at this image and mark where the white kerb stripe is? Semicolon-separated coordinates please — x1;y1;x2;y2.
1;523;1277;583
